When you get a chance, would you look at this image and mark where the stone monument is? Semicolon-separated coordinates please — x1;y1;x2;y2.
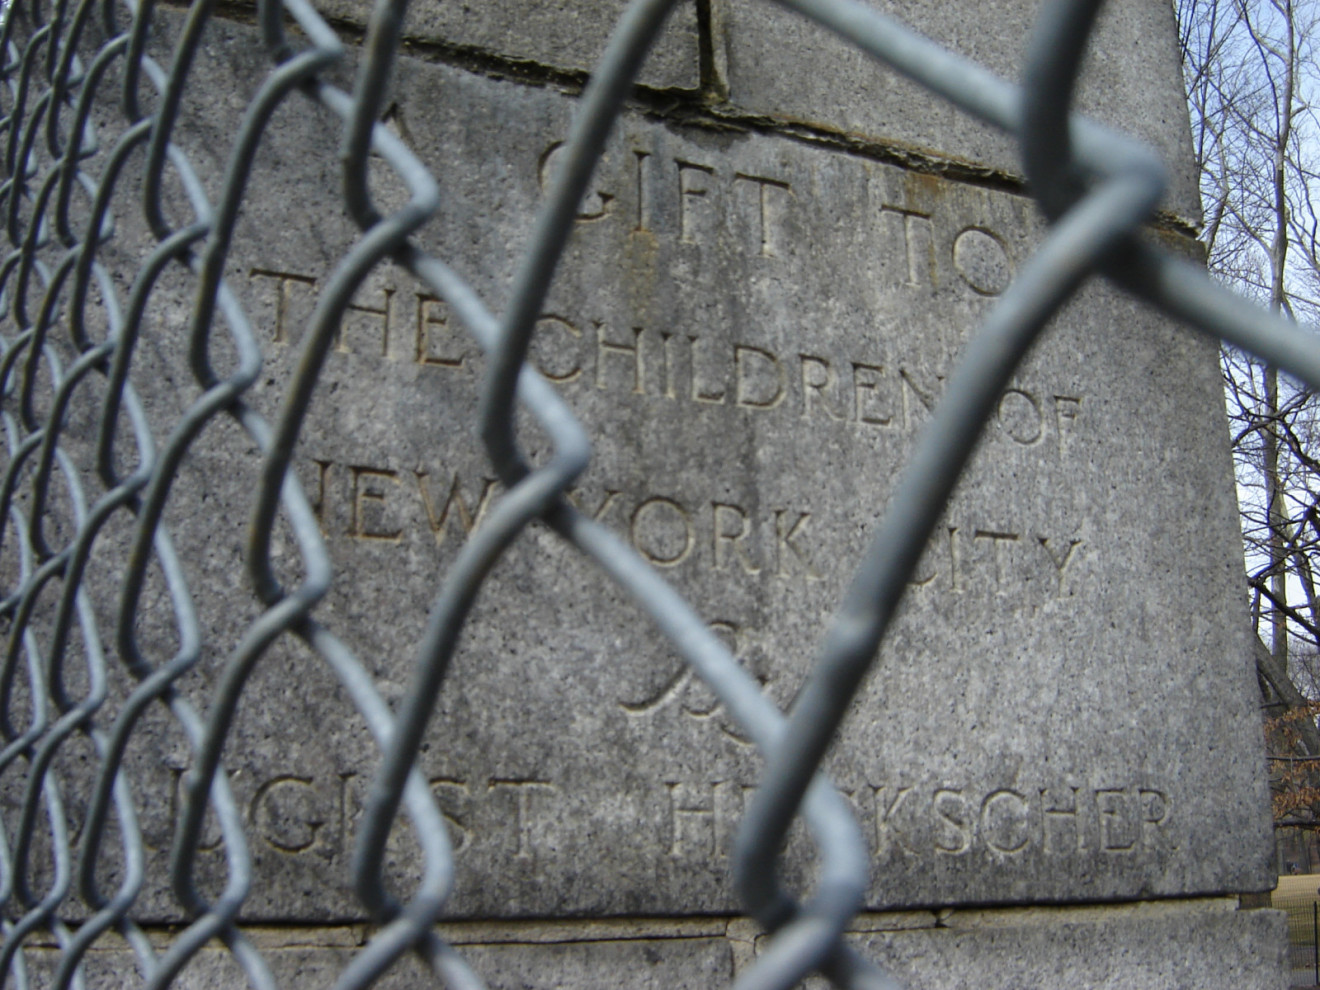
0;0;1290;986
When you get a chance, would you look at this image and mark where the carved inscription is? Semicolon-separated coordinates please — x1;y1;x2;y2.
665;780;759;858
155;768;557;864
248;268;315;345
249;265;1081;451
878;205;935;288
241;137;1085;462
620;620;757;746
951;227;1013;296
146;767;1169;871
870;783;1171;859
665;779;1171;864
548;141;1015;298
305;458;1087;596
214;137;1150;906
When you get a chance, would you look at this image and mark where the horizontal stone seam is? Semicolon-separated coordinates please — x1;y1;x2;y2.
932;894;1252;931
15;897;1259;952
161;0;1199;239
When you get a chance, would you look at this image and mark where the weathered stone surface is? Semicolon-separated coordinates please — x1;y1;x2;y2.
714;0;1202;220
21;930;734;989
27;4;1271;925
796;901;1289;990
3;8;1274;963
11;902;1287;988
295;0;701;90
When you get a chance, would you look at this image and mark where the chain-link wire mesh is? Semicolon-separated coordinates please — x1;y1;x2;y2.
0;0;1307;986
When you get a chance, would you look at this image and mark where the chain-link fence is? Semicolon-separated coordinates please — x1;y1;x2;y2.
1270;879;1320;984
0;0;1306;987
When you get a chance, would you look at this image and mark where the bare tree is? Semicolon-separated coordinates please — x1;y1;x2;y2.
1179;0;1320;826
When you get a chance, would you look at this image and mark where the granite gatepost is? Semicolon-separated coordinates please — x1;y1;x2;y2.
7;0;1289;986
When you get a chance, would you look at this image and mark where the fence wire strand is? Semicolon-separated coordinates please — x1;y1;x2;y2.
0;0;1304;987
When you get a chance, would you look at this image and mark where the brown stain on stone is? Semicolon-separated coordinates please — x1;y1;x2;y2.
623;226;661;325
902;168;947;214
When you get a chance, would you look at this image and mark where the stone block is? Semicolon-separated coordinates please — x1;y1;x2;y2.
300;0;702;90
9;903;1287;989
714;0;1202;221
794;901;1289;990
13;6;1269;924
